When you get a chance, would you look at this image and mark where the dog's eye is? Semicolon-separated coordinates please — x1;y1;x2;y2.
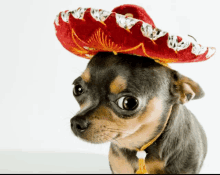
117;96;139;110
73;84;83;96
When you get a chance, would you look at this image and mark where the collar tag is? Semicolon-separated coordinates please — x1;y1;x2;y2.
136;151;148;174
136;151;147;159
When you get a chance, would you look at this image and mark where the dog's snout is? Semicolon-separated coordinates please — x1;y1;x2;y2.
70;116;90;134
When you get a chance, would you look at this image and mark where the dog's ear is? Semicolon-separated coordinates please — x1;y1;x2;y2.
170;70;205;104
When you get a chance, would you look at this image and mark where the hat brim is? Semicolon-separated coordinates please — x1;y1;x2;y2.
54;7;216;64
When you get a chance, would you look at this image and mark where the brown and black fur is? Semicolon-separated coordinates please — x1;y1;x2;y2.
70;52;207;174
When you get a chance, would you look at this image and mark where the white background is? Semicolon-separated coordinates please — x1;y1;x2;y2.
0;0;219;173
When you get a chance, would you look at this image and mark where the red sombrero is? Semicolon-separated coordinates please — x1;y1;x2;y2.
54;4;216;64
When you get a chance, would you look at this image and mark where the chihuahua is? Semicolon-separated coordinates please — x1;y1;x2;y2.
70;52;207;174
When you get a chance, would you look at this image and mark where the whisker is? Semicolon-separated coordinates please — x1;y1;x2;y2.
59;121;71;129
101;129;129;147
103;127;132;135
100;130;127;147
70;68;83;74
104;127;127;131
102;129;131;136
59;115;71;120
102;133;112;140
101;133;121;146
112;138;122;146
67;110;77;116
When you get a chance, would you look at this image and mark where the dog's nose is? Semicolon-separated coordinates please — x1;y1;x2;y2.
70;116;90;134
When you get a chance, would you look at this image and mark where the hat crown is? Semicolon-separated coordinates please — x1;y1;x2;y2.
54;5;216;63
112;4;155;28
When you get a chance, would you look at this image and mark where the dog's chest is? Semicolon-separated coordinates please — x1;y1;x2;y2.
109;144;165;174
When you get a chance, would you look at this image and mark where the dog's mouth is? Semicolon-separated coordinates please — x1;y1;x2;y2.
79;133;119;144
72;126;120;144
71;119;131;144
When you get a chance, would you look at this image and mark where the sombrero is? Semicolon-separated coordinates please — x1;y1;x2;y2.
54;4;216;64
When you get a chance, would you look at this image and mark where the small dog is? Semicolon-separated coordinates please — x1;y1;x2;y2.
70;52;207;174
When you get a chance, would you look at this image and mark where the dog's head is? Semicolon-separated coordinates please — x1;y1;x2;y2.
70;52;204;149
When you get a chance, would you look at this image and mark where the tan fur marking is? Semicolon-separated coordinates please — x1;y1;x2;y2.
175;76;199;103
81;68;90;82
110;76;127;94
109;146;134;174
145;160;165;174
80;101;91;110
91;106;114;121
113;97;164;150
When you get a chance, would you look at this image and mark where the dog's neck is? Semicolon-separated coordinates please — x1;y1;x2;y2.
111;103;185;154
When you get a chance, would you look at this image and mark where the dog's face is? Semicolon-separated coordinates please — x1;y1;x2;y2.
70;52;204;149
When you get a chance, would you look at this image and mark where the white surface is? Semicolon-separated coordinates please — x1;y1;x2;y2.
0;151;111;174
0;0;219;173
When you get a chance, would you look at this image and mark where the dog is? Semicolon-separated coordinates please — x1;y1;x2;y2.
70;52;207;174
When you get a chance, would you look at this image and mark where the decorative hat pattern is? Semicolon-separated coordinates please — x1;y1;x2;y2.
54;4;216;64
